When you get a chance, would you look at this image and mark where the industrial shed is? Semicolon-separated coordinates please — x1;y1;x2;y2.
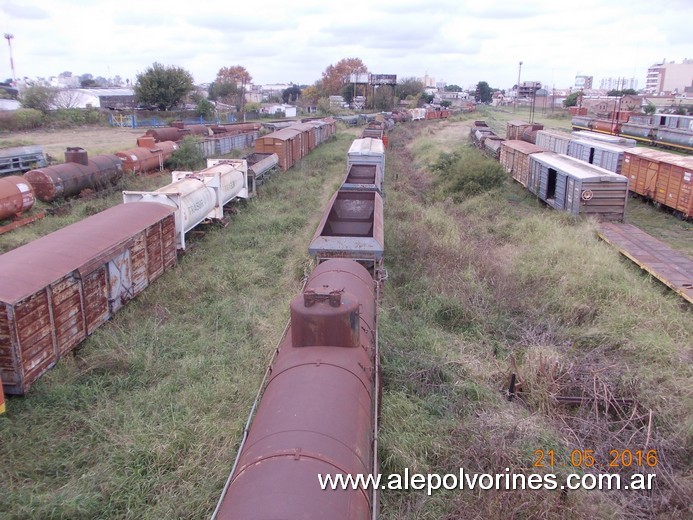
527;152;629;221
52;88;136;109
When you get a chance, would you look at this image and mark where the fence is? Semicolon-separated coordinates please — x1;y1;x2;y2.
109;111;239;128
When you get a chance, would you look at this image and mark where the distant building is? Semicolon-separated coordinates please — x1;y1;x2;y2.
645;59;693;95
51;88;136;109
420;74;436;88
599;77;638;91
574;75;593;89
518;81;541;98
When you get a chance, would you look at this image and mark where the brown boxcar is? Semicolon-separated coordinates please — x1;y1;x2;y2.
622;149;693;217
654;154;693;217
0;202;177;395
506;121;544;141
254;128;302;171
499;140;544;187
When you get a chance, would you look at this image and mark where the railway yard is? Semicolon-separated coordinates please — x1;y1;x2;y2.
0;111;691;519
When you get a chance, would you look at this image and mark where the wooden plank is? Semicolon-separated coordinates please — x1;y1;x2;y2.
598;222;693;304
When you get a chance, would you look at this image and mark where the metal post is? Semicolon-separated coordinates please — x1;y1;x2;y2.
4;34;16;83
514;61;523;113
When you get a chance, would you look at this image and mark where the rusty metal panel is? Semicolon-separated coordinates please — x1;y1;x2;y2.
500;140;543;187
50;276;86;357
214;259;377;520
83;266;109;334
598;223;693;304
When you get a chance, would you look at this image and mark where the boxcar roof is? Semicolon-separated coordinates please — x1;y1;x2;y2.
0;202;176;304
501;140;543;153
570;138;630;153
348;138;385;156
532;152;628;181
624;147;693;167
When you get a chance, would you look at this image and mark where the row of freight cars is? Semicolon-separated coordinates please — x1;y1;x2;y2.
0;118;338;399
212;135;386;520
571;112;693;153
0;122;263;227
474;120;692;219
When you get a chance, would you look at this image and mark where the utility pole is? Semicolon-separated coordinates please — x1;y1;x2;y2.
4;33;16;84
514;61;523;113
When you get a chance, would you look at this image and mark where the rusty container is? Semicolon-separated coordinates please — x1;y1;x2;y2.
213;259;377;520
24;149;123;202
145;127;184;143
654;154;693;217
499;140;544;187
185;124;212;137
621;148;671;199
309;189;384;270
115;141;179;174
254;128;301;171
0;176;35;221
0;202;177;395
341;163;383;193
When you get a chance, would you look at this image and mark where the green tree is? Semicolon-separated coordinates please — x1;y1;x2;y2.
444;84;462;92
563;91;581;108
341;83;355;104
475;81;492;103
134;62;194;110
373;85;395;111
208;80;238;105
19;85;57;114
440;100;452;108
196;98;215;118
643;102;656;115
282;85;301;104
395;77;424;100
215;66;252;114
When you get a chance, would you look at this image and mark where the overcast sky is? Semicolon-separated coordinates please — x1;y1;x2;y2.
1;0;691;91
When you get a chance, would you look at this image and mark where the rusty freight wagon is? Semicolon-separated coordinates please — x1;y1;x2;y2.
0;202;177;395
621;149;693;217
340;163;384;194
254;127;302;171
309;190;384;271
506;121;544;141
527;152;629;221
499;140;544;187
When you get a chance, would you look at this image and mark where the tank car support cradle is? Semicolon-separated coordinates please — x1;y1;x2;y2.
0;212;45;235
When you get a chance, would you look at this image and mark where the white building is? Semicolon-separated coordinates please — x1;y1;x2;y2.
645;59;693;94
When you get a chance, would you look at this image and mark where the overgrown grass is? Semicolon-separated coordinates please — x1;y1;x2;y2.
376;120;692;518
0;132;355;519
1;120;690;519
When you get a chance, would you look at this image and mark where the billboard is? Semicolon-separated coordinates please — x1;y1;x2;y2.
370;74;397;85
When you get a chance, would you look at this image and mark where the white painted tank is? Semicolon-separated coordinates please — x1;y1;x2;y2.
123;177;216;249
